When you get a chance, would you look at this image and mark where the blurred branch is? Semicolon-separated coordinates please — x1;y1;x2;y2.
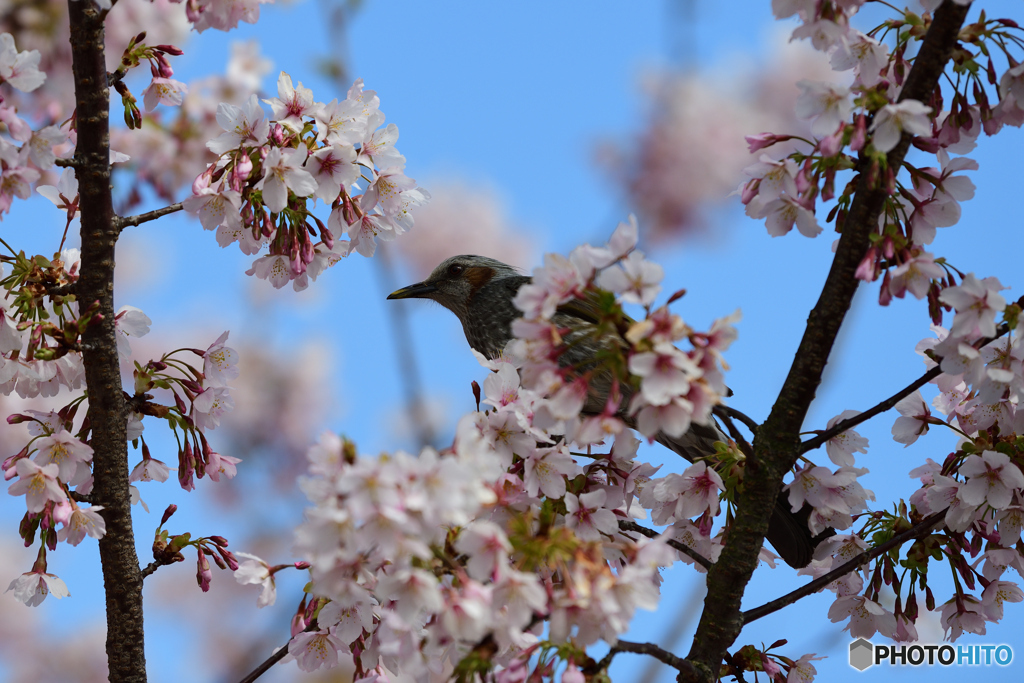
374;244;438;450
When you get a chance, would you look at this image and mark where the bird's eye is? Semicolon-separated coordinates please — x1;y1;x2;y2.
447;263;465;276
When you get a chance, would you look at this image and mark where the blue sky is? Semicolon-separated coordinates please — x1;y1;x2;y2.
2;1;1023;681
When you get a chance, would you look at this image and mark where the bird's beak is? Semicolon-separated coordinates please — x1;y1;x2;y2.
387;281;438;300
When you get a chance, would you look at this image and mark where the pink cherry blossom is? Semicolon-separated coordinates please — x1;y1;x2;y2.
263;71;318;133
629;343;699;406
958;450;1024;511
564;490;618;541
57;504;106;546
309;144;359;204
207;94;269;155
233;552;277;607
889;252;944;299
8;459;65;512
794;80;852;136
0;32;46;92
5;566;69;607
870;100;933;153
33;431;93;482
653;461;724;520
939;273;1007;340
142;77;187;111
595;250;663;306
828;595;896;639
182;187;242;231
202;331;239;387
255;147;318;213
824;409;868;466
891;390;931;445
290;627;343;672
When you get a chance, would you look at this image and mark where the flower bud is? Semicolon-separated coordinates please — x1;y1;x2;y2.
158;505;177;528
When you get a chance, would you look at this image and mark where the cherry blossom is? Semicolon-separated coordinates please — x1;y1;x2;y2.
958;450;1024;511
828;595;896;639
254;146;317;213
33;431;93;483
824;410;868;466
57;504;106;546
869;100;933;153
891;390;932;446
596;250;663;306
233;552;277;607
8;459;65;512
207;94;270;155
202;331;240;387
0;32;46;92
794;80;852;136
263;71;318;133
5;564;69;607
939;273;1007;340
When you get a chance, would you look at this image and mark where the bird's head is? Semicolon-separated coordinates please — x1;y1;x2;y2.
387;255;521;320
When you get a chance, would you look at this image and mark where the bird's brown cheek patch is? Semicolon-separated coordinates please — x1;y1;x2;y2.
464;266;496;299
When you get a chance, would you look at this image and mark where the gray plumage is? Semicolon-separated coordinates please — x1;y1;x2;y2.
388;254;829;567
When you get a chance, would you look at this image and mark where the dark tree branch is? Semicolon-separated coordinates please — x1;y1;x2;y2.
238;623;318;683
714;405;759;437
619;519;713;570
601;639;697;676
801;318;1017;454
68;1;146;680
117;201;184;231
712;406;754;459
140;561;161;579
743;511;946;624
54;157;79;168
681;4;971;681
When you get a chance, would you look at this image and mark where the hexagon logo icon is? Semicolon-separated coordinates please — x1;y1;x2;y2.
849;638;874;671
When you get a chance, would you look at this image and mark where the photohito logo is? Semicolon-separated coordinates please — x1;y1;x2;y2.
849;639;1013;671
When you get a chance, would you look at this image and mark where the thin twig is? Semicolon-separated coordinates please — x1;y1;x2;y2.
712;406;754;459
140;561;162;579
375;244;437;450
800;318;1017;454
116;202;184;230
54;158;78;168
237;623;317;683
605;639;695;675
618;519;712;570
714;405;759;436
742;510;946;624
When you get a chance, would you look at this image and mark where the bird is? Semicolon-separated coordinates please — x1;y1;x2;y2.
388;254;830;568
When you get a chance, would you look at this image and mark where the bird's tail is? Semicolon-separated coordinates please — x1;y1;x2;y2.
654;424;833;569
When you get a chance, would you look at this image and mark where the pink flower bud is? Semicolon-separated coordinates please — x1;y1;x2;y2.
849;114;867;152
855;248;879;282
160;504;178;526
196;548;212;592
192;166;213;195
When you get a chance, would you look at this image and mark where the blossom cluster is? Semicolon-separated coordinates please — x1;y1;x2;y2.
738;1;1024;314
0;32;70;219
1;245;242;603
183;71;430;290
238;221;848;679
